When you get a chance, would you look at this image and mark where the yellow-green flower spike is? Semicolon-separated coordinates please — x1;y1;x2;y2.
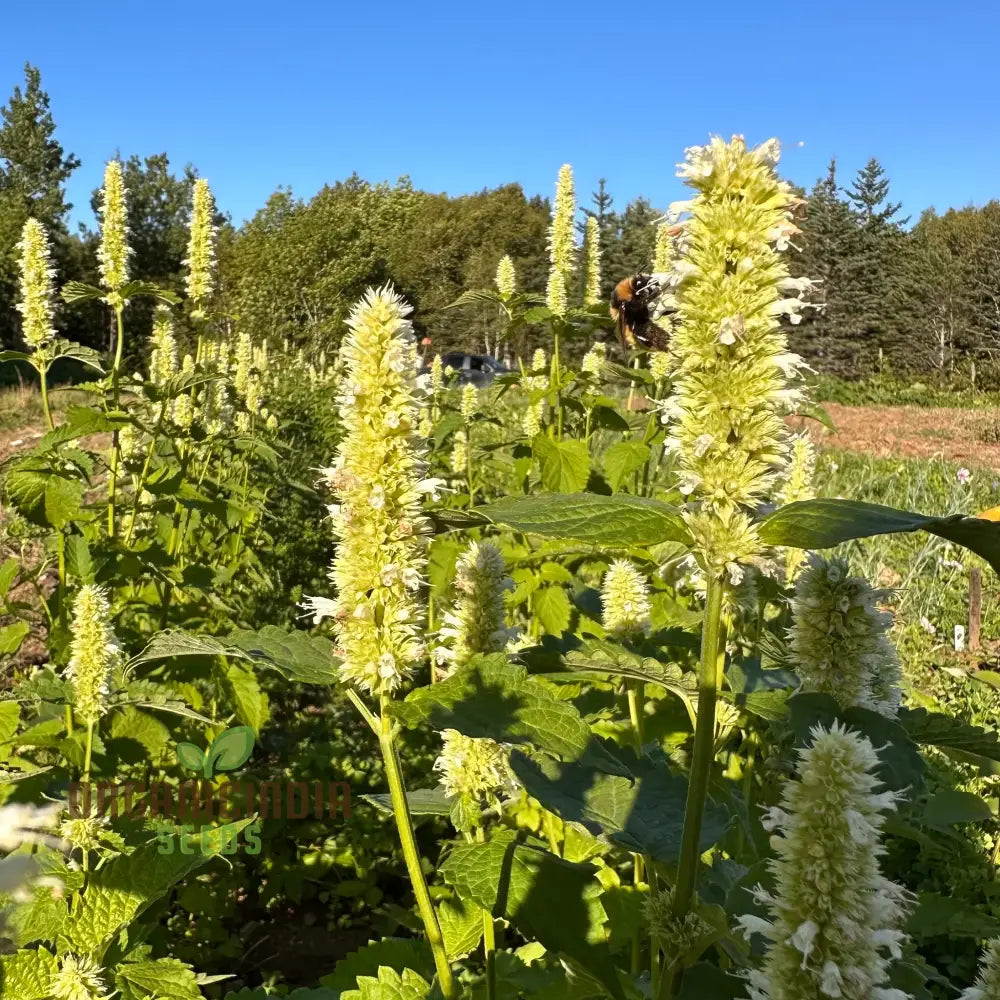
778;433;817;579
317;285;437;695
547;163;576;283
15;218;56;352
961;939;1000;1000
433;729;515;825
600;560;651;637
436;541;516;671
789;555;901;718
449;429;467;475
148;306;178;386
738;722;911;1000
65;585;120;726
546;266;568;317
659;136;808;579
460;383;478;421
233;330;254;400
96;160;130;298
583;216;601;306
172;354;196;428
653;220;673;274
496;254;516;298
185;178;216;319
581;341;606;376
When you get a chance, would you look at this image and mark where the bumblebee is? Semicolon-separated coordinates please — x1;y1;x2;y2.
610;272;674;352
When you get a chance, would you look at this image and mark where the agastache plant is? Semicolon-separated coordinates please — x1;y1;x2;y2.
15;218;57;428
185;177;216;319
309;285;456;997
660;136;808;935
583;215;601;305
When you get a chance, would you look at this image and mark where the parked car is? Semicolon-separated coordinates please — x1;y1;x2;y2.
422;353;510;387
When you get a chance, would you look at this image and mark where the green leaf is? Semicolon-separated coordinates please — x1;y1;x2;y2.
60;281;105;304
923;789;994;828
0;621;30;655
65;536;94;583
907;892;1000;939
361;787;453;816
758;499;1000;575
678;962;745;1000
532;436;591;493
0;701;19;744
440;828;625;1000
509;747;730;864
116;958;202;1000
602;441;651;492
220;663;269;733
175;742;206;773
319;939;434;992
531;585;572;635
42;476;83;529
477;493;690;547
119;280;181;304
899;707;1000;762
340;966;431;1000
63;820;253;959
438;895;485;960
0;946;58;999
108;707;171;761
0;556;20;596
391;654;627;770
206;725;256;775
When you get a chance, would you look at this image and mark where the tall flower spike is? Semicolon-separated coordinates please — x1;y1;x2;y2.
653;220;673;274
778;433;816;579
65;585;120;726
96;160;130;298
582;341;606;376
149;306;178;386
961;939;1000;1000
185;178;216;319
321;285;429;695
601;560;651;638
546;266;568;317
460;383;478;421
659;136;807;579
437;541;517;671
433;729;515;826
496;254;516;299
583;216;601;306
739;722;911;1000
789;555;901;717
16;218;56;352
547;163;576;284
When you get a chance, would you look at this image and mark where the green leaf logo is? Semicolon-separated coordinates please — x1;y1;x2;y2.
176;725;255;778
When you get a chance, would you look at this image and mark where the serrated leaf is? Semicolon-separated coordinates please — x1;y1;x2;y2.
440;828;625;1000
758;499;1000;575
0;701;20;744
477;493;690;547
923;789;993;828
341;966;431;1000
319;939;434;992
602;441;651;492
61;281;105;304
64;821;253;959
0;946;58;999
221;664;269;733
439;895;485;960
0;621;30;655
65;536;93;583
532;436;591;493
361;787;453;816
907;892;1000;939
43;476;83;528
108;707;171;761
531;586;572;635
0;556;20;596
391;654;627;771
509;747;730;864
116;957;202;1000
900;707;1000;762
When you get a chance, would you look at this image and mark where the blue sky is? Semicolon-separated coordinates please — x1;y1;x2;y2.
3;1;999;230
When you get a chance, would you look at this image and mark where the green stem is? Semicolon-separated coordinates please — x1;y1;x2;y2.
671;576;725;919
124;402;169;548
476;827;497;999
107;306;126;538
83;720;95;784
38;361;54;431
378;697;456;998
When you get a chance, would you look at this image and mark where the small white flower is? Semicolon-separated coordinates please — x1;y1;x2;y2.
300;595;338;624
919;616;936;635
957;467;972;484
369;485;386;509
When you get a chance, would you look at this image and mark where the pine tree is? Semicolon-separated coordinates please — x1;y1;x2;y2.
580;178;619;298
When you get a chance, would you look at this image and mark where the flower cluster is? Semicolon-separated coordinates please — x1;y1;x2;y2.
600;560;651;637
185;178;216;318
546;164;576;316
658;136;808;579
433;729;515;820
49;954;112;1000
65;585;121;725
778;433;817;579
644;888;711;962
961;939;1000;1000
96;160;130;299
789;555;901;717
583;216;601;306
314;285;436;695
522;347;548;437
460;383;478;421
16;218;56;352
654;220;674;274
496;254;516;299
436;540;516;671
148;306;178;386
739;723;911;1000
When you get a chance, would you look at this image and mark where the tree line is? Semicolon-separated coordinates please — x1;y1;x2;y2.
2;63;998;381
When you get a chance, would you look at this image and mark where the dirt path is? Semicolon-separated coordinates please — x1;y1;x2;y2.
790;403;1000;469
